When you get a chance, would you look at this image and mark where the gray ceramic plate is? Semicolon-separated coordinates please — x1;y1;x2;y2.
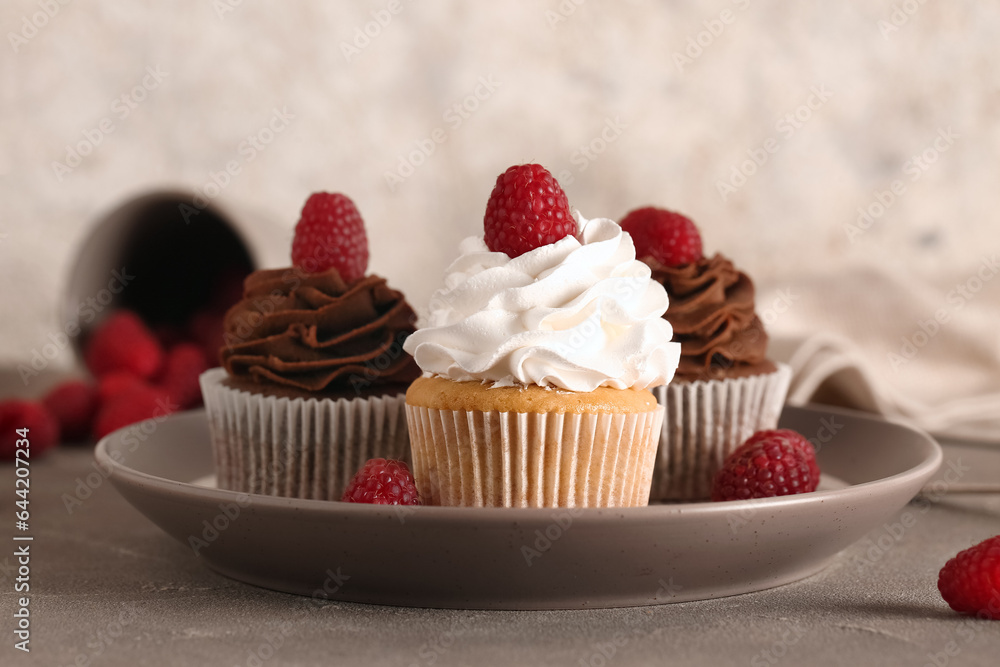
95;405;941;610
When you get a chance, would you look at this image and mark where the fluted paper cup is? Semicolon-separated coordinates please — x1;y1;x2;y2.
200;368;409;501
405;405;664;508
650;363;792;501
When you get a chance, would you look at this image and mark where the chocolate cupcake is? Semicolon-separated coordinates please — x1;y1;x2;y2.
200;193;420;501
654;253;775;382
621;207;791;501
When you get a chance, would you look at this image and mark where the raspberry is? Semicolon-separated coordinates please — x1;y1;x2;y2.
620;206;703;267
42;380;99;443
484;164;576;258
711;429;820;502
85;310;164;380
0;400;59;460
341;458;420;505
158;343;209;409
291;192;369;282
93;385;176;440
97;372;146;404
938;535;1000;619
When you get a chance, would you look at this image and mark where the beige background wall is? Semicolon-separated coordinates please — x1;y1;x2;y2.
1;1;998;386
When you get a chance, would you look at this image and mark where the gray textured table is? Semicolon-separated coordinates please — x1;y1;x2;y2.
1;429;999;666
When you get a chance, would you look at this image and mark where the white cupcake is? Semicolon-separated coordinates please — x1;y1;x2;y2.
403;165;681;507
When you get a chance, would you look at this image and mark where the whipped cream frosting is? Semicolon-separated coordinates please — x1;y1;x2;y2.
403;214;681;391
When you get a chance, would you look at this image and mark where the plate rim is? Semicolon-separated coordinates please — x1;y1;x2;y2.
94;404;943;521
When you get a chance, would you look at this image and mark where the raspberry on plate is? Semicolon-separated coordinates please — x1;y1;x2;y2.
938;535;1000;619
42;380;99;443
619;206;703;267
0;400;59;459
342;458;420;506
484;164;576;258
291;192;369;282
85;310;165;380
711;429;821;501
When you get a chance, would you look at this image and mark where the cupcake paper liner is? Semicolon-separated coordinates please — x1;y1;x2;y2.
405;405;664;508
200;368;409;501
650;363;792;501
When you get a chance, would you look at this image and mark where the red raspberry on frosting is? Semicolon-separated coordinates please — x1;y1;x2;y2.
711;429;820;501
291;192;369;282
484;164;576;258
620;206;703;267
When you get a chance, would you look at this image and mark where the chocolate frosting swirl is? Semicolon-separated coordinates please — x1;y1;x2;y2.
220;268;421;393
647;253;775;382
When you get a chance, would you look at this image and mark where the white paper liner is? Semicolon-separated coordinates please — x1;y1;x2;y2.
199;368;410;501
405;405;664;508
650;363;792;501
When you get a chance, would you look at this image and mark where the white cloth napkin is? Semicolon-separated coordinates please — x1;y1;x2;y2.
758;260;1000;442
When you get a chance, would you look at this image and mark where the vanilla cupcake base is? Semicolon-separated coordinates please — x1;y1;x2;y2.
200;368;409;501
650;363;792;501
405;404;663;508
